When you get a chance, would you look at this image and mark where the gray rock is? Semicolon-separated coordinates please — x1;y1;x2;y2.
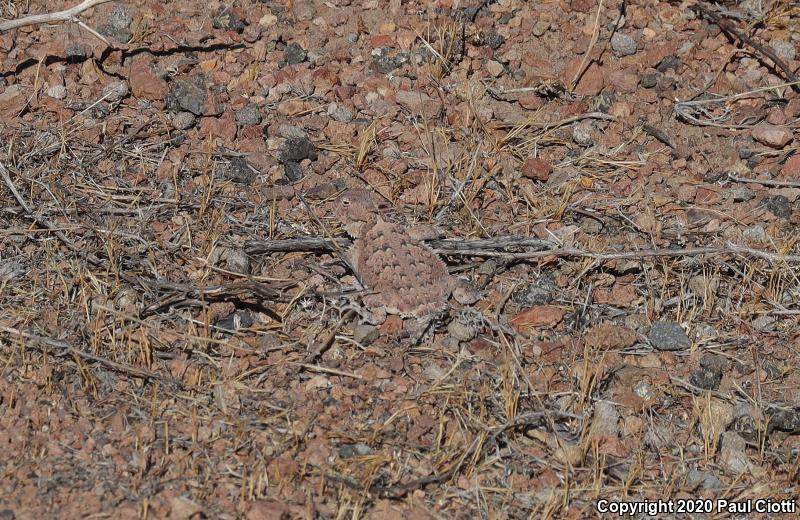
65;43;89;59
213;8;245;33
99;5;133;43
686;469;724;491
327;102;353;122
371;48;410;73
486;32;505;49
719;432;754;474
743;225;768;243
764;195;792;218
690;353;727;390
729;187;755;202
280;137;317;163
772;40;796;61
285;42;307;65
656;55;681;72
168;77;209;116
278;124;308;139
215;310;253;331
170;111;196;130
338;442;373;458
46;85;67;100
769;408;800;432
102;80;129;102
611;32;638;56
353;324;379;346
283;161;304;182
640;73;658;89
532;20;549;37
235;104;262;125
648;321;691;351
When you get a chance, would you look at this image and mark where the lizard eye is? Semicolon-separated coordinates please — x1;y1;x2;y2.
341;199;350;206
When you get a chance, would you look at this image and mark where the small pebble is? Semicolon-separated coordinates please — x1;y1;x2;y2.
611;32;638;56
772;40;796;61
283;162;304;182
280;136;317;163
353;324;379;346
763;195;792;218
640;73;658;89
327;102;353;122
102;80;129;102
286;42;307;65
532;21;549;37
171;111;196;130
235;104;262;125
572;120;594;146
46;85;67;100
648;321;691;351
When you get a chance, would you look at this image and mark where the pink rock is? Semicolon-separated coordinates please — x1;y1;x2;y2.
751;123;793;148
521;157;552;181
562;59;605;96
370;35;394;48
785;98;800;118
781;154;800;178
518;94;544;110
128;58;167;101
485;60;504;77
608;70;639;93
0;84;25;119
766;107;786;125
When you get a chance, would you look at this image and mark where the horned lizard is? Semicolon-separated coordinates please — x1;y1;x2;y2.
332;188;474;330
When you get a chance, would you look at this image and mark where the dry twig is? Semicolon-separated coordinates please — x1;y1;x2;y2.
0;0;115;33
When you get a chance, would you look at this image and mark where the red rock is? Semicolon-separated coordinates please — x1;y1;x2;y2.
510;305;565;332
608;70;639;93
751;123;793;148
128;58;167;101
370;34;394;48
562;59;605;96
246;500;290;520
485;59;504;77
593;283;637;306
0;84;26;119
201;110;237;143
583;323;638;349
518;94;544;110
781;154;800;178
570;0;595;12
785;98;800;118
766;107;786;125
695;186;721;204
521;157;552;181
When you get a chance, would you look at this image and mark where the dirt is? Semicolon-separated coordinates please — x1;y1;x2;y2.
1;0;800;518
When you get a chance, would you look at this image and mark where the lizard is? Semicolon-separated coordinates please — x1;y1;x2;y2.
331;188;477;334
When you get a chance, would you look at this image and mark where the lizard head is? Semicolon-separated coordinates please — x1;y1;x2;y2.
333;188;389;238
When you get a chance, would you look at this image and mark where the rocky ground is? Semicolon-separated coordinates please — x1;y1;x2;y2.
1;0;800;518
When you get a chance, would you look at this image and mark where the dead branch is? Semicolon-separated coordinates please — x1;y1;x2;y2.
246;236;800;264
0;0;115;33
728;172;800;188
692;2;799;85
0;323;180;385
